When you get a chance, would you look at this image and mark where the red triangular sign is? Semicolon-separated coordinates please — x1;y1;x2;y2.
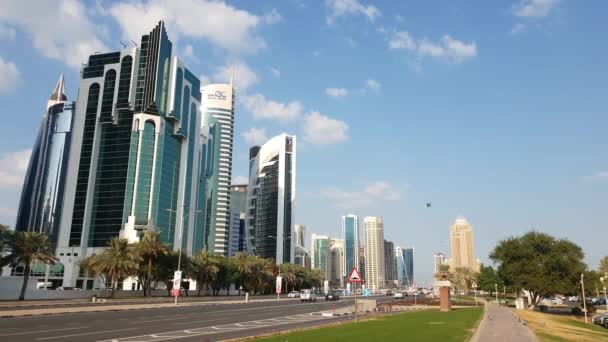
348;267;363;283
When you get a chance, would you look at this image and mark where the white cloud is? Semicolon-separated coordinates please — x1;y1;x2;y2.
326;0;381;25
0;0;107;68
510;23;527;35
183;44;194;57
389;31;477;64
241;93;302;122
312;50;322;57
232;176;249;185
0;56;20;94
366;79;381;91
109;0;276;54
241;127;268;146
514;0;559;18
0;207;17;226
213;61;259;92
0;149;31;189
302;111;349;145
199;74;211;86
592;171;608;180
269;67;281;78
263;8;282;24
320;181;402;208
0;24;16;40
325;87;349;98
345;37;357;47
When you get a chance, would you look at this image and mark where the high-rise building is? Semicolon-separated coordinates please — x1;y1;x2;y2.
56;22;205;287
364;216;385;291
384;240;396;288
395;247;406;287
228;184;247;256
245;134;296;263
433;252;447;274
16;75;74;250
449;217;479;271
358;246;366;281
294;224;306;248
341;214;359;283
404;247;414;286
329;238;345;288
294;244;311;269
311;234;330;280
200;82;235;256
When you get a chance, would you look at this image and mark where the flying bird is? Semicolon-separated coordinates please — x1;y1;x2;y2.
426;202;432;208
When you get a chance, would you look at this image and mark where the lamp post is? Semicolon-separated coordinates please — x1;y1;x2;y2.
166;205;201;305
601;274;608;312
495;283;499;304
581;273;588;323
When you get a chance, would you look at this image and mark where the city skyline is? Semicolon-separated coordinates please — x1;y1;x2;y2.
1;1;607;286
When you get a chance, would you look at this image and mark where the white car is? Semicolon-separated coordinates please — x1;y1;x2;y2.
288;291;300;298
300;289;317;302
394;292;404;299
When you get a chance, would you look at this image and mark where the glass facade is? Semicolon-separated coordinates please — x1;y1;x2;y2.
404;248;414;286
342;215;358;282
16;76;74;250
313;236;330;280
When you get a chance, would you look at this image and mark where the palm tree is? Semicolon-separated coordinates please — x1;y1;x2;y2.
88;237;141;297
280;264;297;292
192;251;219;296
0;224;11;256
135;230;169;296
234;253;255;293
2;231;57;300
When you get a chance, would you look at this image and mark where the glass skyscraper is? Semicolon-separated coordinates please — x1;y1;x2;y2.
245;134;296;264
228;184;247;256
404;247;414;286
311;234;330;280
395;247;406;287
16;75;74;249
341;214;359;283
56;21;205;287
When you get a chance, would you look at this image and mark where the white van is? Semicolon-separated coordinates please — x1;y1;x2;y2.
300;289;317;302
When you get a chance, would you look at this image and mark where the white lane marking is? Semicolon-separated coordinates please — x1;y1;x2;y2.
172;318;225;326
130;317;188;324
36;327;138;340
0;326;88;337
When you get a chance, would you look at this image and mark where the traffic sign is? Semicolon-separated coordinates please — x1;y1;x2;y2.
275;276;282;294
348;267;363;283
173;271;182;290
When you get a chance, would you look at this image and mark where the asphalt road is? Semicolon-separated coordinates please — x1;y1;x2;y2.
0;295;394;342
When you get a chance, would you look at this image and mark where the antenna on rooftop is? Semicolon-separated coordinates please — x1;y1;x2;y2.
120;41;127;48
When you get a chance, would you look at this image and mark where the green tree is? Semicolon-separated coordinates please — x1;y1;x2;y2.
1;231;58;300
88;237;141;297
280;264;297;293
0;224;11;256
452;267;478;293
477;265;499;297
153;251;192;296
599;256;608;274
192;251;219;296
490;231;586;308
234;253;255;293
135;231;169;296
211;256;235;296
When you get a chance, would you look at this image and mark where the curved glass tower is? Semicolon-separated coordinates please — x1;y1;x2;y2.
15;75;74;249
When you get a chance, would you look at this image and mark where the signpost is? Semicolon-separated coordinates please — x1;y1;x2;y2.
276;276;282;301
472;282;478;306
173;270;182;304
348;267;363;322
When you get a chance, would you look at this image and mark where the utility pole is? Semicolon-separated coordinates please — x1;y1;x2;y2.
580;273;588;324
601;274;608;312
495;283;499;304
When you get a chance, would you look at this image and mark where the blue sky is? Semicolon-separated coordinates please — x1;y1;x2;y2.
1;0;607;284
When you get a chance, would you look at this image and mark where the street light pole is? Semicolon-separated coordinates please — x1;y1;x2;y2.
495;283;498;304
601;274;608;312
167;204;185;305
581;273;588;324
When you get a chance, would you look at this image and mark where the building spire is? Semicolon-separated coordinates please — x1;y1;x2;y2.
49;74;67;102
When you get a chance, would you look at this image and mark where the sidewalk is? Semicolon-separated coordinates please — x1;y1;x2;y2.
470;303;539;342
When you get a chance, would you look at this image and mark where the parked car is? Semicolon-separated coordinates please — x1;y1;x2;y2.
287;291;300;298
568;296;580;302
57;287;82;291
593;312;608;327
325;291;341;301
300;289;317;302
595;298;607;306
394;292;404;299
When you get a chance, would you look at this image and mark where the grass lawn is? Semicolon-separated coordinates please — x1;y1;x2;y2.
252;307;483;342
516;309;608;342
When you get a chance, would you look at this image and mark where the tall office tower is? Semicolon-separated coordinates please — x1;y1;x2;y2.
200;82;235;256
16;75;74;250
358;246;366;281
329;238;345;288
228;184;247;256
57;22;205;287
404;247;414;286
364;216;385;291
311;234;330;280
384;240;397;288
433;252;447;274
395;247;406;287
341;214;359;283
294;245;311;268
450;217;479;271
294;224;306;248
245;134;296;264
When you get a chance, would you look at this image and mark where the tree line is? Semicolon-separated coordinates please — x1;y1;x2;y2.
437;231;608;308
0;225;323;300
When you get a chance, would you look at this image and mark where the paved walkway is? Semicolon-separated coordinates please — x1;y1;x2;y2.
471;303;539;342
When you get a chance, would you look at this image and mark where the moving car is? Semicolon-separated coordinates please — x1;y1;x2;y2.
394;292;404;299
300;289;317;302
593;312;608;327
288;291;300;298
325;291;341;301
